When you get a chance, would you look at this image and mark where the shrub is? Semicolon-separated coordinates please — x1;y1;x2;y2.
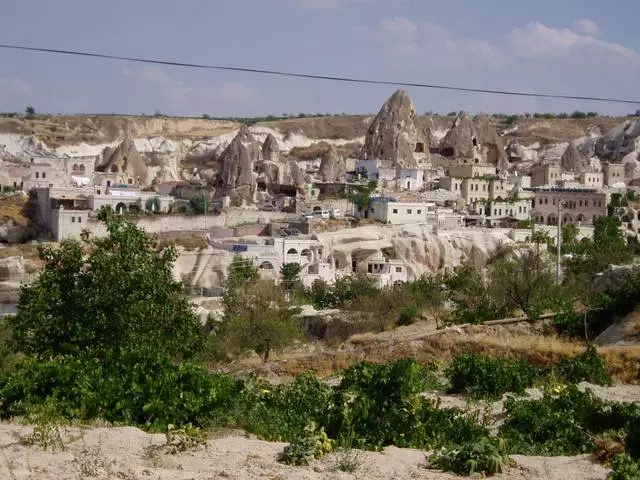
610;454;640;480
447;353;539;400
236;371;334;442
551;345;612;386
279;422;333;466
0;353;240;431
499;386;603;456
329;359;485;450
165;423;206;454
427;437;513;476
397;306;419;326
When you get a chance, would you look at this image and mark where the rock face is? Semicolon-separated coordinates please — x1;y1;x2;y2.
561;143;588;173
261;134;279;163
440;113;478;159
219;126;262;205
97;137;149;186
596;119;640;160
318;145;346;182
360;89;426;168
473;114;509;170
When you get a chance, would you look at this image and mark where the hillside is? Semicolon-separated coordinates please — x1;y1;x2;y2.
0;113;630;150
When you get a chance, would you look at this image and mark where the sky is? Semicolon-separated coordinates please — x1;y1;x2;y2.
1;0;640;117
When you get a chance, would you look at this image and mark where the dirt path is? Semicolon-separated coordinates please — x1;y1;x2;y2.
0;424;611;480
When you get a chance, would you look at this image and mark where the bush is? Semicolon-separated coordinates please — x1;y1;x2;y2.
427;437;513;476
279;422;333;466
551;345;612;386
610;454;640;480
447;353;539;400
328;359;485;450
0;353;240;431
397;306;419;326
499;386;603;456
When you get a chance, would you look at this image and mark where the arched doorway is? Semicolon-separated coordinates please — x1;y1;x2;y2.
115;202;127;215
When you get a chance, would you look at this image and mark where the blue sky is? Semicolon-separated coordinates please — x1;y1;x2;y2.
1;0;639;117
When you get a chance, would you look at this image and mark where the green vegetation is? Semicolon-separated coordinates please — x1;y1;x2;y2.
427;437;513;476
25;106;35;117
279;422;333;466
610;454;640;480
447;346;611;400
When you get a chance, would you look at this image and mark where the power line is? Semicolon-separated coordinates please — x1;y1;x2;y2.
2;43;640;106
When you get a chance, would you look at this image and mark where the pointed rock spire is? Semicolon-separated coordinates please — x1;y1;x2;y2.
219;125;262;204
360;89;426;167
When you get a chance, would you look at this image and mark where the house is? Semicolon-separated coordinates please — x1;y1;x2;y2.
363;197;436;224
531;164;562;188
602;163;626;187
579;171;604;189
24;155;98;191
447;163;497;178
396;168;424;191
532;188;607;226
364;254;407;288
355;159;394;180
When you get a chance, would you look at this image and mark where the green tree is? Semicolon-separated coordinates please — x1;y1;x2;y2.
281;262;302;291
189;194;208;214
489;249;558;320
25;106;35;117
145;196;161;212
224;281;302;361
11;207;204;361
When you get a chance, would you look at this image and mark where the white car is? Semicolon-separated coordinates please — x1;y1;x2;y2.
314;210;330;219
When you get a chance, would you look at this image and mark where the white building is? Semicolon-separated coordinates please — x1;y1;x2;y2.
363;197;437;224
364;254;408;288
396;168;424;191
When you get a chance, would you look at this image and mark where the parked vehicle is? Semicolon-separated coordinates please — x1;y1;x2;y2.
314;210;330;219
330;209;342;219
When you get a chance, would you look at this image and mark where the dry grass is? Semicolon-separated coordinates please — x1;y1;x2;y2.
155;234;208;251
0;196;29;227
0;243;41;259
263;321;640;383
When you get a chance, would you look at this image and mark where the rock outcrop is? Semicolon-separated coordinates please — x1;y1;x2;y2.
561;143;588;173
318;145;346;183
97;137;149;186
440;113;478;160
219;126;262;205
474;114;509;170
360;89;426;168
261;134;279;163
596;119;640;160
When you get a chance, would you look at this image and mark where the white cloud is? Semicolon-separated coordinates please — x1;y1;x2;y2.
121;67;257;114
368;17;640;113
573;18;601;37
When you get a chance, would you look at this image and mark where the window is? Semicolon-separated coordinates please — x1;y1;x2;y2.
71;217;76;223
35;172;39;179
395;267;402;273
417;210;422;214
544;198;548;204
42;172;46;179
77;217;82;223
392;209;398;214
128;178;133;185
407;209;412;214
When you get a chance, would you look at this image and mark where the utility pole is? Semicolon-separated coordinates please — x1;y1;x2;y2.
556;199;562;284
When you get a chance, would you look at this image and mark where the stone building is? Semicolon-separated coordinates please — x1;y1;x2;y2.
532;188;607;226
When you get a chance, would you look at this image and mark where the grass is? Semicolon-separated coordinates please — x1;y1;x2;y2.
0;243;41;259
155;234;208;251
258;321;640;382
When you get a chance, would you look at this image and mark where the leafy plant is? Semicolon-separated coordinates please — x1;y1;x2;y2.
427;436;513;476
610;454;640;480
11;207;204;361
551;345;612;386
279;422;333;466
165;423;206;454
447;353;539;400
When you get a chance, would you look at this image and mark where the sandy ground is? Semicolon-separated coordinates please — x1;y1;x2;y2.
0;423;611;480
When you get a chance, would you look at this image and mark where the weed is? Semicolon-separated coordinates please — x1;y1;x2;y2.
279;422;333;466
165;423;206;454
23;421;67;452
74;439;112;477
427;437;513;477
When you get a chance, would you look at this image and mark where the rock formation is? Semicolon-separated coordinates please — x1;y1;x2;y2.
218;126;262;205
97;137;149;186
596;119;640;160
561;143;588;173
318;145;346;183
440;113;478;160
473;114;509;170
261;134;279;163
360;89;426;168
